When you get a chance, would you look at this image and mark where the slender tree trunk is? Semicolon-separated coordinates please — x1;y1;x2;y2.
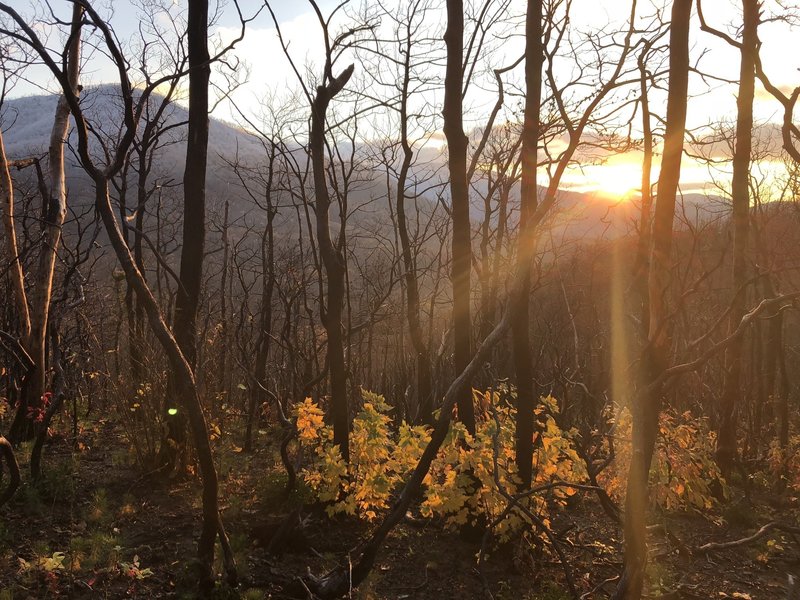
128;148;151;383
776;319;790;449
0;130;31;342
488;181;509;323
148;5;236;587
443;0;475;435
30;324;65;480
117;164;139;382
716;0;758;475
478;177;496;341
164;0;212;467
245;170;276;452
93;178;234;592
512;0;543;490
173;0;211;366
132;173;146;377
615;2;692;597
758;265;790;451
219;199;230;420
633;41;655;336
310;64;354;462
396;29;433;425
10;5;82;444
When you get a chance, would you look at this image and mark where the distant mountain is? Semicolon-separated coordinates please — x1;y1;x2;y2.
1;85;723;252
543;188;719;243
2;85;267;222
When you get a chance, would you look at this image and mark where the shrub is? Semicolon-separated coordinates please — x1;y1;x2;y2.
600;407;728;513
765;435;800;491
421;391;586;540
295;388;587;540
296;390;427;519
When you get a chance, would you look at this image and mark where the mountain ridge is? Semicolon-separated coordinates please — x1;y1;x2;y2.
1;85;720;244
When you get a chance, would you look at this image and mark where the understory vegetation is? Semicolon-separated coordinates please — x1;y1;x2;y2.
2;0;800;598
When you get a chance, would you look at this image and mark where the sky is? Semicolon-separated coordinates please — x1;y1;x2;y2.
4;0;800;199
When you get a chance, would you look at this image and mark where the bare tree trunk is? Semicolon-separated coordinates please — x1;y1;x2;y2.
396;24;433;425
30;324;65;480
94;179;234;592
633;40;656;336
245;162;276;452
311;64;354;463
756;259;790;451
128;149;151;383
132;167;147;379
11;4;81;444
444;0;475;435
0;130;30;342
0;2;237;591
173;0;210;368
512;0;543;490
168;3;237;587
164;0;212;468
489;181;510;322
217;199;227;423
776;318;790;449
615;2;692;597
716;0;758;475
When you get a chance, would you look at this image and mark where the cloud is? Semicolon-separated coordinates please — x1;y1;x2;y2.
755;82;798;103
211;11;327;122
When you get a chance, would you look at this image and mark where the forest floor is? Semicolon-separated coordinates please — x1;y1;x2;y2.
0;417;798;599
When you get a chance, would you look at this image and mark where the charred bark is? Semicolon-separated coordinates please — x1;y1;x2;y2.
163;0;212;471
512;0;544;490
716;0;758;475
310;63;354;462
444;0;475;435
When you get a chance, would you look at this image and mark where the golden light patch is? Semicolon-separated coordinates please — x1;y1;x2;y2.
583;162;644;199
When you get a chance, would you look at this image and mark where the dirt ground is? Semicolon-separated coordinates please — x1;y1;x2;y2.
1;418;798;599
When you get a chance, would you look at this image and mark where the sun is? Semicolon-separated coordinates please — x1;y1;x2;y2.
584;162;644;200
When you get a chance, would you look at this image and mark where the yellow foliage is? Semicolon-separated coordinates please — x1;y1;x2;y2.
295;387;588;543
296;397;326;443
296;389;427;519
600;408;727;513
420;394;586;541
765;436;800;491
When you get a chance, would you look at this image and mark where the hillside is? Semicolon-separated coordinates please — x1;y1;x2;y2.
1;86;720;248
2;86;264;221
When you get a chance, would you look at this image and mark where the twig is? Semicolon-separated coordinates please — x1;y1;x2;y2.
699;521;800;552
580;575;619;599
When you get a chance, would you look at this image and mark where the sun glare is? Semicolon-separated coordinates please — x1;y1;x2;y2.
585;162;644;200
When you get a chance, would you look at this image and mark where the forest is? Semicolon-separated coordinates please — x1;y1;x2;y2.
1;0;800;598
